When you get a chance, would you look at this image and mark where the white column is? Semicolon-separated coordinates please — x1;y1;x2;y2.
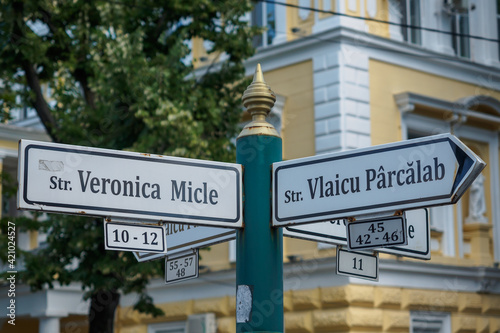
39;317;60;333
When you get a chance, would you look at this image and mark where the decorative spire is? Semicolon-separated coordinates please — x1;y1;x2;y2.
238;64;280;138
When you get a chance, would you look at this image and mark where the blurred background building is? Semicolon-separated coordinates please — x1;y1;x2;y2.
1;0;500;332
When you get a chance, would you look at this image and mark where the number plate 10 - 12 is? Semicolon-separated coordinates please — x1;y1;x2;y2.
347;216;407;250
104;222;167;253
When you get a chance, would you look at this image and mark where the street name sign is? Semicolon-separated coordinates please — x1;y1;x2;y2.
347;216;407;250
104;222;167;253
134;223;236;262
18;140;242;228
273;134;485;226
336;247;378;281
284;209;431;259
165;250;199;284
283;219;347;244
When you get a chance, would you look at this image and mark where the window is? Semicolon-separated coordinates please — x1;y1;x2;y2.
410;312;451;333
148;321;185;333
251;1;276;48
497;0;500;60
401;0;421;45
444;0;470;58
451;12;470;58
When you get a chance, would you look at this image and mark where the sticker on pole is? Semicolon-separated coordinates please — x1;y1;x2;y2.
336;247;378;281
165;250;199;284
104;222;166;253
347;216;407;250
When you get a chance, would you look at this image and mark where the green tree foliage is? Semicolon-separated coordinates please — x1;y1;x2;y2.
0;0;257;331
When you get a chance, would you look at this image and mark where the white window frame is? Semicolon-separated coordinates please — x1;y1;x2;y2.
148;321;185;333
401;0;422;45
410;311;451;333
251;1;276;48
443;0;470;58
497;0;500;61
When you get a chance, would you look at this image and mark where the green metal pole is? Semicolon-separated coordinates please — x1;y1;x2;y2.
236;64;283;333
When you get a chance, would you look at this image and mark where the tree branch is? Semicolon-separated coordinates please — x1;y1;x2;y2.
11;9;59;141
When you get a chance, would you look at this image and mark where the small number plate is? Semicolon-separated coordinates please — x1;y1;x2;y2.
347;216;407;250
165;250;199;284
104;222;166;253
336;247;378;281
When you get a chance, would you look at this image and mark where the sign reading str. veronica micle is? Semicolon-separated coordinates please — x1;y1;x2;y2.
273;134;485;226
18;140;242;228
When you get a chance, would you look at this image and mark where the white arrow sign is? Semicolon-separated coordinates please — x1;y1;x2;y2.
273;134;485;226
18;140;242;228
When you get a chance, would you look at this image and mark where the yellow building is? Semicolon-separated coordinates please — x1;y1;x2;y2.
2;1;500;332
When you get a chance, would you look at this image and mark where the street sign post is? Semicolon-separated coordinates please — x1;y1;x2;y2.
283;209;431;259
104;222;167;253
18;140;242;228
336;247;378;281
134;224;236;262
273;133;485;226
15;64;489;333
347;216;407;250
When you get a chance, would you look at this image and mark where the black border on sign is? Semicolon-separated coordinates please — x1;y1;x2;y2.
23;144;241;223
274;137;459;223
105;222;166;253
347;216;406;250
336;248;378;281
165;252;199;284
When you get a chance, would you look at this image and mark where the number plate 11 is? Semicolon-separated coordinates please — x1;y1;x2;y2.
104;222;167;253
336;247;378;281
347;216;407;250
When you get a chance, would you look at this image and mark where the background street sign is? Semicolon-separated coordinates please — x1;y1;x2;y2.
18;140;242;228
273;134;485;226
134;224;236;262
347;216;407;250
284;209;431;260
336;247;378;281
283;219;346;244
104;222;166;253
165;250;199;284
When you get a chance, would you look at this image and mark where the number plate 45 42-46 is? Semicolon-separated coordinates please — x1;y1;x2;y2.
347;216;407;251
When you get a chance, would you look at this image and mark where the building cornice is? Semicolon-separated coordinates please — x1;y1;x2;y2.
244;26;500;90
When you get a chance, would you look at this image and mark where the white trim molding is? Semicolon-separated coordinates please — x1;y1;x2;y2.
395;91;500;262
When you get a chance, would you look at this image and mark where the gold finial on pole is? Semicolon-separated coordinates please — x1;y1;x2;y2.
238;64;280;138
